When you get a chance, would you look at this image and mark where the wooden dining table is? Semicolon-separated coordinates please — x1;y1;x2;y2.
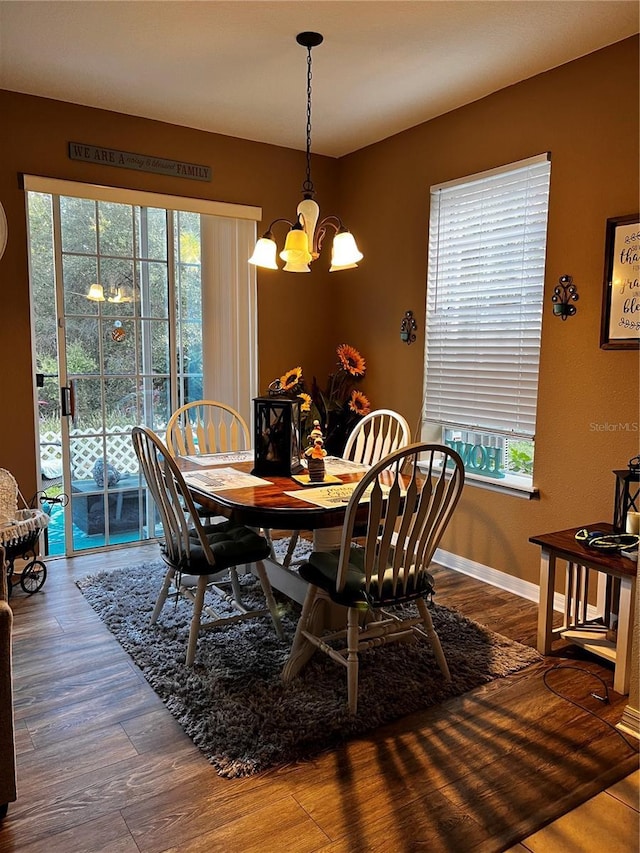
176;451;370;607
177;449;433;679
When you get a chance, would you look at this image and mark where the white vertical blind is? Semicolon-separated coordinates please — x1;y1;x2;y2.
424;154;551;439
201;216;258;429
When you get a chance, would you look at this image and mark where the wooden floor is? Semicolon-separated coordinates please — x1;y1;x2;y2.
1;543;638;853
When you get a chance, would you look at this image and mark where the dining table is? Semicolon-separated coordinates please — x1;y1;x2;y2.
176;450;371;607
177;448;437;679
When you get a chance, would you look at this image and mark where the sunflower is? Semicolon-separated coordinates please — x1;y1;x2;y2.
279;366;303;392
297;392;312;413
337;344;366;377
349;390;371;416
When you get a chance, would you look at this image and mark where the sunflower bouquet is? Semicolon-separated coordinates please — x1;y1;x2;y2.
275;344;371;456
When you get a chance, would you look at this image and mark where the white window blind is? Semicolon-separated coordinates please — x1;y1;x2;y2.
424;154;551;440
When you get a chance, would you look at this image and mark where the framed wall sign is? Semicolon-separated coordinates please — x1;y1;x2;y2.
600;213;640;350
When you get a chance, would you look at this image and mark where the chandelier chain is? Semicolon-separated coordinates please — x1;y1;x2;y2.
303;45;314;196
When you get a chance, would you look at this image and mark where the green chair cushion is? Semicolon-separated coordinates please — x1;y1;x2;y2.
163;520;271;574
299;547;435;608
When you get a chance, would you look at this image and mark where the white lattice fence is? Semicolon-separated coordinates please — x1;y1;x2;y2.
40;431;63;464
40;427;166;480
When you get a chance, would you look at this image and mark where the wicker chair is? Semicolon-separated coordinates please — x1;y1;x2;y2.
0;469;49;597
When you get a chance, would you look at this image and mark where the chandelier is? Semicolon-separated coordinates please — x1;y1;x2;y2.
86;277;137;303
249;32;363;274
107;286;135;304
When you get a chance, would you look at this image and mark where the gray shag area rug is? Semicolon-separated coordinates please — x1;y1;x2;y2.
77;542;541;778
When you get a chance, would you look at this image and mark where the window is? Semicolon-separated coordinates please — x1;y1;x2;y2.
422;154;551;493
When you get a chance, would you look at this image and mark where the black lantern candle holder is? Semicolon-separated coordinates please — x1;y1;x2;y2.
612;457;640;532
252;395;303;477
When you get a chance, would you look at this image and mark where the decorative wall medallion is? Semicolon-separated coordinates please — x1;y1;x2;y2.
111;320;126;342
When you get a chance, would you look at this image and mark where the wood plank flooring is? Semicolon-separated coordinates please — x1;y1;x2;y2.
1;543;638;852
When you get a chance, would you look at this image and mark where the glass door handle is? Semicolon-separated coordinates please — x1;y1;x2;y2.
60;381;75;419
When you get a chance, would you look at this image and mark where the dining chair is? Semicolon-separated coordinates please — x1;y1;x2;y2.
165;400;251;458
278;409;412;567
342;408;411;467
283;442;465;714
166;400;251;525
132;426;283;666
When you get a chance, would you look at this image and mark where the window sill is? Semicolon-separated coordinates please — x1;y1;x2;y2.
460;470;539;499
419;462;539;500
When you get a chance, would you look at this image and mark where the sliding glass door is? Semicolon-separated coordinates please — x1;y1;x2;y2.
26;181;258;555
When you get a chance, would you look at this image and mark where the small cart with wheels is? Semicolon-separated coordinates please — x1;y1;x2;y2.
0;469;54;598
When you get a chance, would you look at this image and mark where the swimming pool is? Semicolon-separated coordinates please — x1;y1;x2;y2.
44;501;145;555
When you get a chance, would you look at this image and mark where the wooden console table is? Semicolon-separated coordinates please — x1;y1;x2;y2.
530;522;637;694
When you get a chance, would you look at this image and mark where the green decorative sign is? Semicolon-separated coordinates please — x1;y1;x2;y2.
445;439;505;479
68;142;211;181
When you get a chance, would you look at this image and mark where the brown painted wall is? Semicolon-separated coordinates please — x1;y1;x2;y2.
1;37;639;592
335;36;640;585
0;90;339;495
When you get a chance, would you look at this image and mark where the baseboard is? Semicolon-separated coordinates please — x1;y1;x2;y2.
616;705;640;741
433;547;599;620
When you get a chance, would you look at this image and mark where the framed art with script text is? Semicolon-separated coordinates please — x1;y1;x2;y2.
600;213;640;350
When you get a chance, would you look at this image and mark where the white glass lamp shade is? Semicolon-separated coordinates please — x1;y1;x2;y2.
249;237;279;269
279;227;312;269
108;286;134;303
86;283;105;301
329;230;363;272
283;259;311;273
329;259;358;272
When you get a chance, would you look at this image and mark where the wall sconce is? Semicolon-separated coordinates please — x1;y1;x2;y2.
551;274;579;320
400;310;417;344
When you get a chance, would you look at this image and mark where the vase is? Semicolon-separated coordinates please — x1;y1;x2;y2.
307;457;326;483
323;411;352;457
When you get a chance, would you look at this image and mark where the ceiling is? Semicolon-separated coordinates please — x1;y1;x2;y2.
1;1;638;158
